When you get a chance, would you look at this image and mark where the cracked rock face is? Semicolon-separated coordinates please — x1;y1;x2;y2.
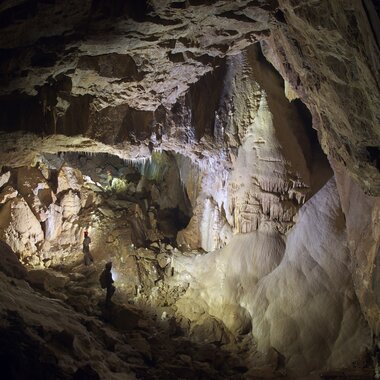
0;0;379;378
263;0;380;195
0;0;378;193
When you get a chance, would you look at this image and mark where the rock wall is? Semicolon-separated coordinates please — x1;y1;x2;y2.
173;179;371;377
178;44;331;250
258;0;380;335
0;0;379;376
0;0;378;194
261;0;380;195
224;45;313;235
333;160;380;335
0;161;101;265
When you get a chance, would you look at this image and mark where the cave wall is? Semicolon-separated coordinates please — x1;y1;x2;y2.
262;0;380;195
173;178;371;376
177;43;331;251
0;1;378;189
0;0;379;375
333;159;380;335
257;0;380;335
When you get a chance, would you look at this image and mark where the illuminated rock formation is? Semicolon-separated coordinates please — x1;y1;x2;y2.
0;0;379;378
173;179;370;376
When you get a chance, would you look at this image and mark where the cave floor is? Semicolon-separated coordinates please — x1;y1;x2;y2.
6;165;374;379
35;255;285;380
28;248;374;380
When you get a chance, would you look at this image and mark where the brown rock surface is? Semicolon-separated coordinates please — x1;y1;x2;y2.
0;0;378;195
0;0;378;378
262;0;380;195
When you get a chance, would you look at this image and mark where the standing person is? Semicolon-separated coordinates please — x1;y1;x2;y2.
82;231;93;265
106;169;113;188
99;262;116;307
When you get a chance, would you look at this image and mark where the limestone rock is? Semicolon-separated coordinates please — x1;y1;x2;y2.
15;166;54;222
150;242;160;249
0;272;134;379
98;207;114;218
44;203;63;241
333;159;380;335
190;314;231;345
0;171;11;189
58;219;81;246
0;196;44;260
57;166;84;194
0;240;27;279
219;304;252;336
0;0;378;197
0;185;18;204
176;214;201;250
261;0;380;195
80;188;101;208
0;1;378;377
107;304;140;332
249;179;370;375
157;253;170;269
224;45;312;235
173;179;370;376
136;248;156;260
27;269;69;291
60;190;82;219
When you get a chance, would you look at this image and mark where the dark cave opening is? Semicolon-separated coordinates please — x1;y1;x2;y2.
366;146;380;171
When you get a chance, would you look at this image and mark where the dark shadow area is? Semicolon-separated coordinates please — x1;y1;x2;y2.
91;0;152;21
0;1;38;29
366;146;380;171
0;311;67;380
0;94;44;134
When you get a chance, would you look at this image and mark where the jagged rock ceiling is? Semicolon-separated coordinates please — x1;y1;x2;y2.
0;0;379;378
0;0;379;194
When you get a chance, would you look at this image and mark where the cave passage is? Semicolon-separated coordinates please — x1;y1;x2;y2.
0;148;271;379
60;150;193;246
0;0;378;376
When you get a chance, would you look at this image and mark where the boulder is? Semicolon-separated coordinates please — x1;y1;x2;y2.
190;314;231;345
0;196;44;259
0;240;27;279
60;190;81;219
57;166;83;194
27;269;69;291
107;304;140;332
0;185;18;204
0;171;11;189
15;166;55;222
157;253;170;269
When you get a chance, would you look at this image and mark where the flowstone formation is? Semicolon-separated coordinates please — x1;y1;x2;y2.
0;0;379;379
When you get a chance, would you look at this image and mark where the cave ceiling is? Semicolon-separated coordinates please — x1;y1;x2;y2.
0;0;379;195
0;2;380;376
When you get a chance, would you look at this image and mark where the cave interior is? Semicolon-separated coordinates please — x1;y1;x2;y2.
0;0;379;379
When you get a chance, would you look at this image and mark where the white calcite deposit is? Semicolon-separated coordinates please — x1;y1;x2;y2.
172;179;370;376
0;0;378;378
